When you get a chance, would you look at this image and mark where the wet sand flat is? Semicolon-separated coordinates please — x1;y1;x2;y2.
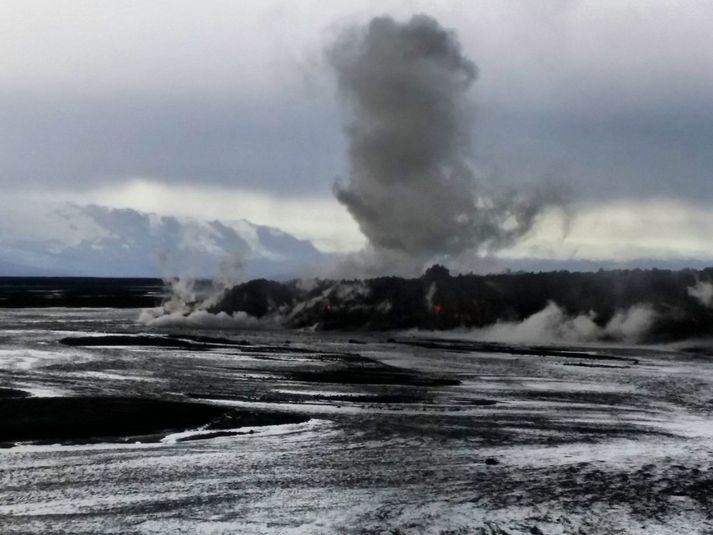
1;308;713;533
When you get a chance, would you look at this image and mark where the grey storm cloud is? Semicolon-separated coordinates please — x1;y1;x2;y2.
0;95;343;194
327;14;558;269
2;1;713;210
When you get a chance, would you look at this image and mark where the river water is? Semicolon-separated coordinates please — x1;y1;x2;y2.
1;307;713;534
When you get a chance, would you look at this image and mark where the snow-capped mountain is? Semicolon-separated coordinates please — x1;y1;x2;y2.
0;204;330;279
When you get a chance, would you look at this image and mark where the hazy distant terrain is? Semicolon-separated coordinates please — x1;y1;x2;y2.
0;204;328;279
3;203;713;281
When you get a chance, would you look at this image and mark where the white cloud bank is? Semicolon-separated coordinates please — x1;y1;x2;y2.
501;198;713;263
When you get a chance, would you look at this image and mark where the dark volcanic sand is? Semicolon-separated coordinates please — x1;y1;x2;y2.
0;397;308;445
59;334;254;350
0;387;30;399
60;333;461;390
3;307;713;533
0;277;164;308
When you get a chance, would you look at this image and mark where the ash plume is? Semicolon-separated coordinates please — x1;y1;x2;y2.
327;14;557;275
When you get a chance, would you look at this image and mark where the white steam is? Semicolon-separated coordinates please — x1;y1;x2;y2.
605;304;657;341
138;308;280;330
477;301;656;344
688;281;713;308
140;254;255;328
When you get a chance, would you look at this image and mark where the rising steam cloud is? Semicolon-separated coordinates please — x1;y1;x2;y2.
476;302;657;344
328;14;558;275
688;280;713;308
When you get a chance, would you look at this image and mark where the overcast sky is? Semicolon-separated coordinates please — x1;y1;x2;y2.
2;0;713;261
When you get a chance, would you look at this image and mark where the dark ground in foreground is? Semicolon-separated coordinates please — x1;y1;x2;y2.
0;396;308;447
2;307;713;533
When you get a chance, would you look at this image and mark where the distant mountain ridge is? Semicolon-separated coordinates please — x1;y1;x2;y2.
0;204;329;279
1;203;710;279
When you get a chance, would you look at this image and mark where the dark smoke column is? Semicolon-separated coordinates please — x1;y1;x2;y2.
328;14;548;275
